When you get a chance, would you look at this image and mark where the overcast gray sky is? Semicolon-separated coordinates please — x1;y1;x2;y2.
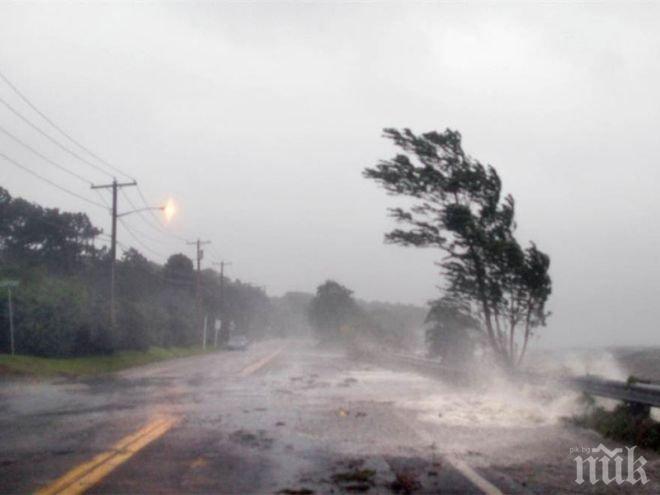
1;2;659;348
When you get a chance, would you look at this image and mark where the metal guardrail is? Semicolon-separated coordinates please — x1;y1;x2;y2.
377;351;473;384
567;376;660;408
378;351;660;409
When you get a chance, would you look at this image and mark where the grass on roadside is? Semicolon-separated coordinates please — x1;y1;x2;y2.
0;346;209;377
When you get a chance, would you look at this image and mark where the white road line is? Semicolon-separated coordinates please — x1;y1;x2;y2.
389;399;504;494
445;455;505;495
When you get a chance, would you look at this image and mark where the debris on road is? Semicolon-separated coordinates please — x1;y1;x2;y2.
276;488;314;495
331;466;376;492
389;471;421;494
229;429;274;450
338;377;359;387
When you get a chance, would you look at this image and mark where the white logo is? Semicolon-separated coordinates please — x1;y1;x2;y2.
571;444;648;485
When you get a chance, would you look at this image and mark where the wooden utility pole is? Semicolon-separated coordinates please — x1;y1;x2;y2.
217;261;232;309
1;280;19;355
91;178;137;327
7;287;14;355
213;261;231;343
188;239;211;334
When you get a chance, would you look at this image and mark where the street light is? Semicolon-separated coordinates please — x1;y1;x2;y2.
116;205;165;218
164;198;176;222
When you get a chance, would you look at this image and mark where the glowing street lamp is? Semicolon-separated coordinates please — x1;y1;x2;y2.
164;198;176;223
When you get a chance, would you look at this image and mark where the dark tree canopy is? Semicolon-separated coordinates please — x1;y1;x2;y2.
308;280;360;341
163;253;195;287
364;128;552;367
0;186;102;272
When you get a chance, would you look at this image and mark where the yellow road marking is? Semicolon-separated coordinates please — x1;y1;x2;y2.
190;456;208;469
240;348;283;376
36;415;179;495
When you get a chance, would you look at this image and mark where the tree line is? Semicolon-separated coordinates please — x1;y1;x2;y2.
0;186;270;357
0;186;426;359
306;280;426;349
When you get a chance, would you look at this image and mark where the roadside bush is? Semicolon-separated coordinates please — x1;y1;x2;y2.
573;400;660;452
116;299;151;351
13;277;91;357
162;288;196;346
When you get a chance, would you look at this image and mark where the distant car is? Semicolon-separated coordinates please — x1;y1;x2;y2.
225;335;249;351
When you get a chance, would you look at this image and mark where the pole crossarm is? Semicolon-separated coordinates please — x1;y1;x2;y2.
91;180;137;190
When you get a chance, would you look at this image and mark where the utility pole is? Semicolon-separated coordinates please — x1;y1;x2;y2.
188;239;211;336
1;280;19;355
213;261;232;310
91;178;137;327
8;286;14;355
213;261;232;344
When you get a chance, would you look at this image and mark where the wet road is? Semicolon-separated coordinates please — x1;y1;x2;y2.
1;340;659;494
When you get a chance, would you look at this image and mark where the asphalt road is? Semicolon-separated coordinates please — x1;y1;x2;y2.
1;340;659;494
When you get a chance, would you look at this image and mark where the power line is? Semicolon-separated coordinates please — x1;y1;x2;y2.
92;188;111;209
0;69;134;181
1;69;197;250
0;94;116;180
118;217;173;247
0;122;93;186
209;245;226;264
118;217;167;260
0;152;108;210
0;69;196;245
